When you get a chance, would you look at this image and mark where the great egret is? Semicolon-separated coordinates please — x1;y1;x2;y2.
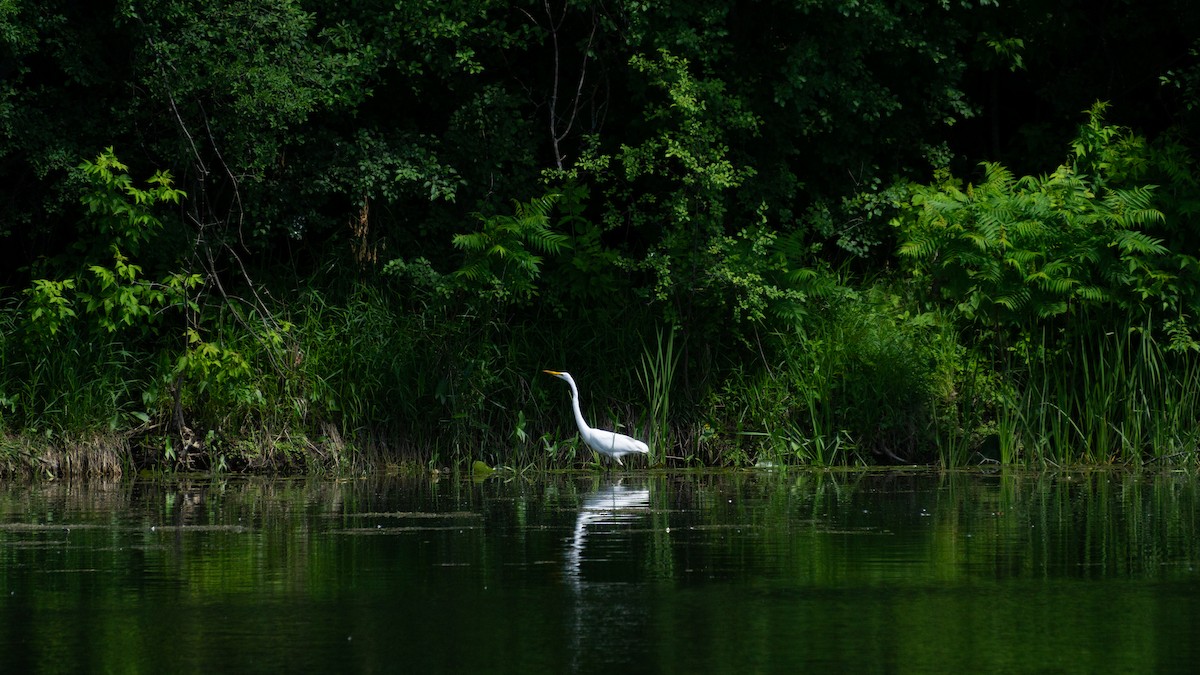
543;370;649;466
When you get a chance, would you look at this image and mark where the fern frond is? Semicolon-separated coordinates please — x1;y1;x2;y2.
1043;276;1079;295
1007;248;1042;267
898;235;941;259
526;228;570;254
454;261;490;281
994;288;1030;311
1012;219;1048;241
981;162;1015;191
452;232;487;251
1111;230;1168;256
963;231;990;251
1113;185;1158;210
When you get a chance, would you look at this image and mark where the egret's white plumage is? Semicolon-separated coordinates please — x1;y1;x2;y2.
543;370;649;466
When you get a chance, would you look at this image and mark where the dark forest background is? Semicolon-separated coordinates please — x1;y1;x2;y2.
2;0;1199;472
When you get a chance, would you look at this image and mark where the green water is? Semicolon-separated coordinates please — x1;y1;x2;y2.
2;470;1199;673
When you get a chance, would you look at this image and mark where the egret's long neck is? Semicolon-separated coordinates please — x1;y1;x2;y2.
566;378;591;433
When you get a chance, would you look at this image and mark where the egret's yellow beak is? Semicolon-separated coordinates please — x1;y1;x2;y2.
543;369;563;376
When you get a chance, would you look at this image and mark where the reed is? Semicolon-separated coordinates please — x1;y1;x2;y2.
4;332;154;436
637;325;679;464
1002;318;1200;465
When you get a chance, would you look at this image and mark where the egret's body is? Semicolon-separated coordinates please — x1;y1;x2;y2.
544;370;649;466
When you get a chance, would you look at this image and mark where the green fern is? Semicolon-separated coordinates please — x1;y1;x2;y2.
894;106;1177;328
451;193;568;303
1111;230;1167;256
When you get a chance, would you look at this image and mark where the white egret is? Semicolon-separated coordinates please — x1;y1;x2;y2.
543;370;649;466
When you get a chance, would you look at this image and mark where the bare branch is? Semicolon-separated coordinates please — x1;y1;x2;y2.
545;0;564;169
557;12;598;146
545;1;599;170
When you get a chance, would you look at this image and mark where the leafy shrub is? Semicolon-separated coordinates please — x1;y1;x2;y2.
710;282;967;465
892;105;1200;343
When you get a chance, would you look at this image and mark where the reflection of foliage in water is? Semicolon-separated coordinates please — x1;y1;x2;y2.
0;471;1199;671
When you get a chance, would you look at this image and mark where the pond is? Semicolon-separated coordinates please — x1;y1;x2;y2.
2;470;1200;673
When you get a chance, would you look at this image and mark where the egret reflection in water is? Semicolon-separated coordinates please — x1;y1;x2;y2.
564;479;653;670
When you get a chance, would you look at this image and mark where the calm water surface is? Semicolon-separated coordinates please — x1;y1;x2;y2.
3;470;1200;673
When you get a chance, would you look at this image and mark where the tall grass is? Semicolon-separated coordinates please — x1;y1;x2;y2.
0;299;17;435
931;345;996;467
232;288;1197;470
5;272;1199;474
1002;320;1200;465
212;284;667;471
1;332;155;436
637;325;679;463
0;298;161;476
706;284;965;466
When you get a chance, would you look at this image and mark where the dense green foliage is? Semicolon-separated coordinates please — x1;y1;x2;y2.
1;0;1199;473
898;105;1191;328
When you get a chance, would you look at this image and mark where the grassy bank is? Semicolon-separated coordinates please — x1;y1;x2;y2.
3;277;1198;478
5;114;1200;478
